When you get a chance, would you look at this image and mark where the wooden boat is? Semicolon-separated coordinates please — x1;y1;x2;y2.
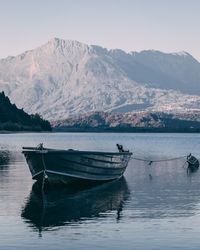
22;144;132;185
187;154;199;172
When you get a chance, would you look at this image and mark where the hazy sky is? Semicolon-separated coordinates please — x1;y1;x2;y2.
0;0;200;60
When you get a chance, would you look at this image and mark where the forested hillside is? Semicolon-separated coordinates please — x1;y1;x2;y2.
0;92;51;131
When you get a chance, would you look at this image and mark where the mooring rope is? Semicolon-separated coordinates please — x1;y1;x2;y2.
41;153;47;178
131;155;188;163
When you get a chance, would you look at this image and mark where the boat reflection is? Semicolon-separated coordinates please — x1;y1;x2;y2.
21;177;130;232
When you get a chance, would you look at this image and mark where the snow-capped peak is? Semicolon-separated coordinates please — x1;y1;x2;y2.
172;51;189;57
0;38;200;121
47;37;89;50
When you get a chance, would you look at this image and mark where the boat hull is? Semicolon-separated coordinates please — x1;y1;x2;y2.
22;148;132;185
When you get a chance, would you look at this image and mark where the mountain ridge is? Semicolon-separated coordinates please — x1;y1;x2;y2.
0;38;200;120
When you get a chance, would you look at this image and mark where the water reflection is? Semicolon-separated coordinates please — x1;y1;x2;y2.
0;150;12;181
21;177;130;232
0;149;24;169
126;159;200;219
0;150;10;169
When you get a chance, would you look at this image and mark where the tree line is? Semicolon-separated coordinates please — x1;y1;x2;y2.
0;92;51;131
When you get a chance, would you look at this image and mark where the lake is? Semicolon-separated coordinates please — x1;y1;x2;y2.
0;133;200;250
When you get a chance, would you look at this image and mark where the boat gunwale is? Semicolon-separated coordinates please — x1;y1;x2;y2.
22;147;132;156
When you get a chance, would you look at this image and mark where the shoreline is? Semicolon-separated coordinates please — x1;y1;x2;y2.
52;127;200;133
0;130;52;134
1;128;200;134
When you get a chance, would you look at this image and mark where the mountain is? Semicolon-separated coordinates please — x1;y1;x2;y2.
52;111;200;133
0;92;51;131
0;38;200;120
110;49;200;95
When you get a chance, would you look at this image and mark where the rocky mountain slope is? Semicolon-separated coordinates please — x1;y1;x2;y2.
110;49;200;95
53;111;200;132
0;38;200;120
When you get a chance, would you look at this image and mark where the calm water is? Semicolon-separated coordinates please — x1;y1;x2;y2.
0;133;200;250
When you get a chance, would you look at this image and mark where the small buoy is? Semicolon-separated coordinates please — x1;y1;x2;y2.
187;154;199;172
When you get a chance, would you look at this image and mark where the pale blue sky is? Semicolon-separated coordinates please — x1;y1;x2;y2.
0;0;200;60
